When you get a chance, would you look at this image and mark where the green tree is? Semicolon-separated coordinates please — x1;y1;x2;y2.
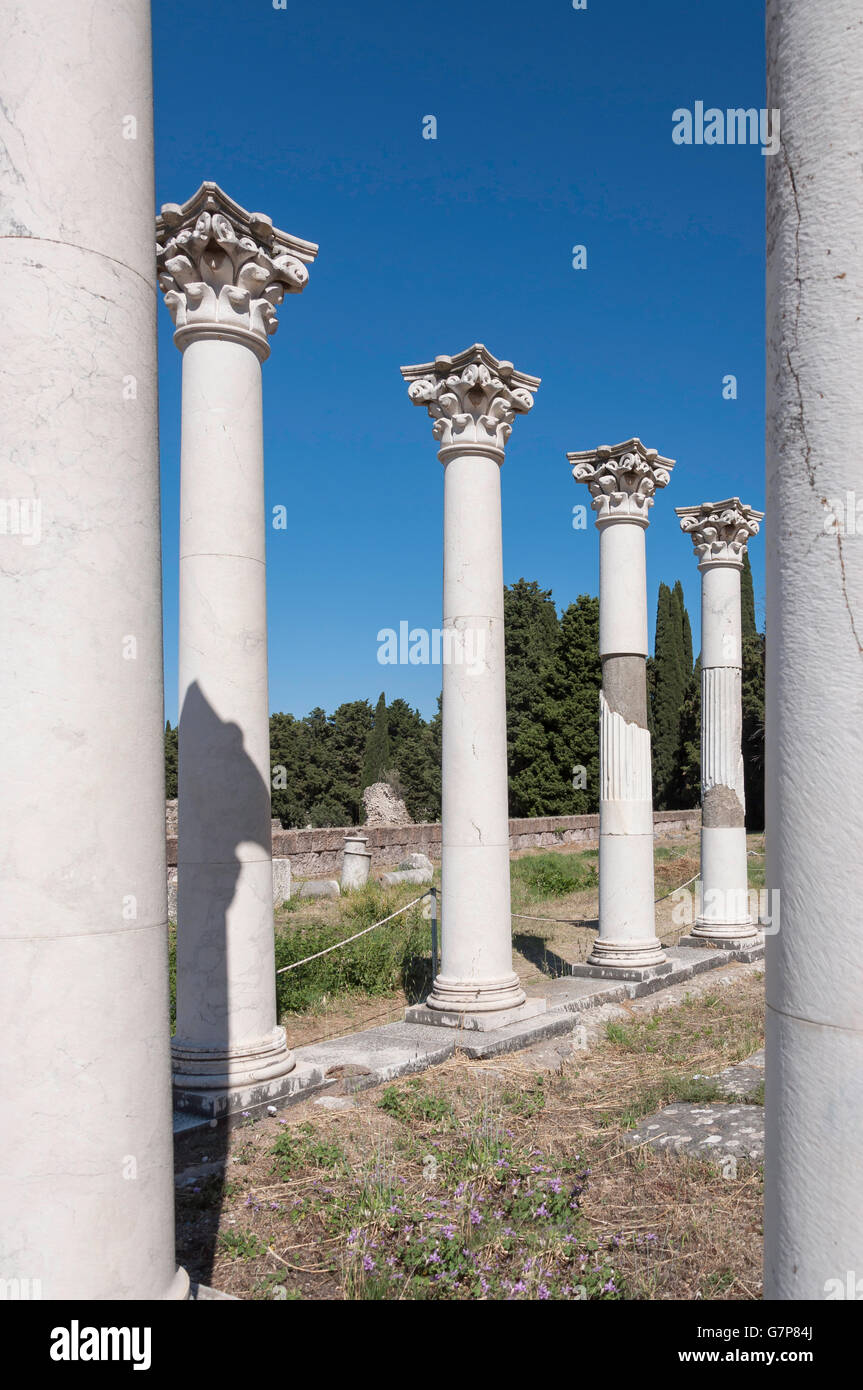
651;581;693;808
329;700;374;823
361;692;391;791
164;720;178;800
546;594;602;814
672;656;701;809
504;579;561;816
387;697;439;821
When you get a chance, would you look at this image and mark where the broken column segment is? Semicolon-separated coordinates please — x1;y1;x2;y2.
568;439;674;979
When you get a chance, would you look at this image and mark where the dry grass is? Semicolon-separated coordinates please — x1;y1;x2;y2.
175;965;765;1301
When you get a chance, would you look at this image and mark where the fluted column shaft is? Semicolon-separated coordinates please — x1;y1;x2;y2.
677;501;762;943
0;0;185;1298
569;439;674;975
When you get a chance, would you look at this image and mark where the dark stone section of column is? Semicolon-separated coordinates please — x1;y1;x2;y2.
602;653;648;729
702;783;745;827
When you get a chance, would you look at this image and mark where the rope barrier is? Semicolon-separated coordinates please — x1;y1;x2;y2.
511;871;702;926
276;892;431;974
278;866;720;971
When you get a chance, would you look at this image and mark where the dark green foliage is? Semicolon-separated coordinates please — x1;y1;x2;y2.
651;581;694;809
740;552;758;642
164;720;178;799
504;580;561;816
274;884;432;1012
387;697;439;822
510;852;598;901
504;582;602;816
741;631;765;830
552;595;602;814
672;656;701;810
361;692;391;792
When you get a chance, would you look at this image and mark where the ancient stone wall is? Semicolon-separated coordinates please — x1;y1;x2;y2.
166;808;700;877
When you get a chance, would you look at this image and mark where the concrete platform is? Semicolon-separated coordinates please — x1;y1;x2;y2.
294;1021;457;1089
571;959;674;984
405;996;547;1032
173;943;765;1137
678;934;765;961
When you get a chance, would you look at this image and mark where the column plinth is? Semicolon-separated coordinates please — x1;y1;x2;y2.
676;500;763;948
568;439;674;977
157;184;318;1114
401;345;542;1025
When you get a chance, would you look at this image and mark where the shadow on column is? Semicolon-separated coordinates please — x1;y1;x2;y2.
172;680;273;1291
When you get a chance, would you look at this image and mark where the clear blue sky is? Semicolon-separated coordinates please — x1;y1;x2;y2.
153;0;766;725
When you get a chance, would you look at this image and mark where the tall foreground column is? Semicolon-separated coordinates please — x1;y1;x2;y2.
569;440;674;978
765;0;863;1297
402;345;544;1024
157;185;317;1115
676;500;763;946
0;0;186;1297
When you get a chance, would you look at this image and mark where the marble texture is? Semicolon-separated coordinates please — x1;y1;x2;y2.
570;440;673;972
765;0;863;1299
402;346;541;1017
677;500;763;944
159;185;317;1106
0;0;185;1299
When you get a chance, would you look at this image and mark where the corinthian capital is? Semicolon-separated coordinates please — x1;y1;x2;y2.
676;498;764;566
401;343;540;460
568;438;675;526
156;182;318;359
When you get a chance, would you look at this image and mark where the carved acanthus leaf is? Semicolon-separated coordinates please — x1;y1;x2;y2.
676;499;764;565
568;438;675;523
401;344;540;455
156;183;317;350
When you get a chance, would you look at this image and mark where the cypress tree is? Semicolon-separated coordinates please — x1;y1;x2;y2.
741;551;757;641
652;581;693;808
164;720;178;800
361;692;391;791
504;579;561;816
549;594;602;814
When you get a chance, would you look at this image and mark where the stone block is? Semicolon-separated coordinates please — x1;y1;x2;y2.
297;878;340;900
272;857;292;905
380;867;433;886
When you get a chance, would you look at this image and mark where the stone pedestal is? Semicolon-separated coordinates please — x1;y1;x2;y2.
0;0;186;1298
568;440;674;977
765;0;863;1299
341;834;372;890
157;184;317;1116
401;345;544;1023
676;500;764;948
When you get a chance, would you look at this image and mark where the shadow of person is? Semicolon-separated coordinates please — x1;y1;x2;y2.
172;679;275;1289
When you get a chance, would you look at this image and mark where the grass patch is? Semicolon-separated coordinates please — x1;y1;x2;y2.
510;852;598;904
274;882;433;1013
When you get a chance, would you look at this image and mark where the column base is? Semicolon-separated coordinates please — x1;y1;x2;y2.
405;971;543;1031
168;1267;192;1301
680;924;765;952
406;997;546;1032
576;936;669;980
172;1025;301;1119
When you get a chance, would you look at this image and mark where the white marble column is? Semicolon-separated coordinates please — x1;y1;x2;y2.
157;184;318;1115
0;0;186;1298
676;500;763;946
401;345;545;1027
568;440;674;978
765;0;863;1298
